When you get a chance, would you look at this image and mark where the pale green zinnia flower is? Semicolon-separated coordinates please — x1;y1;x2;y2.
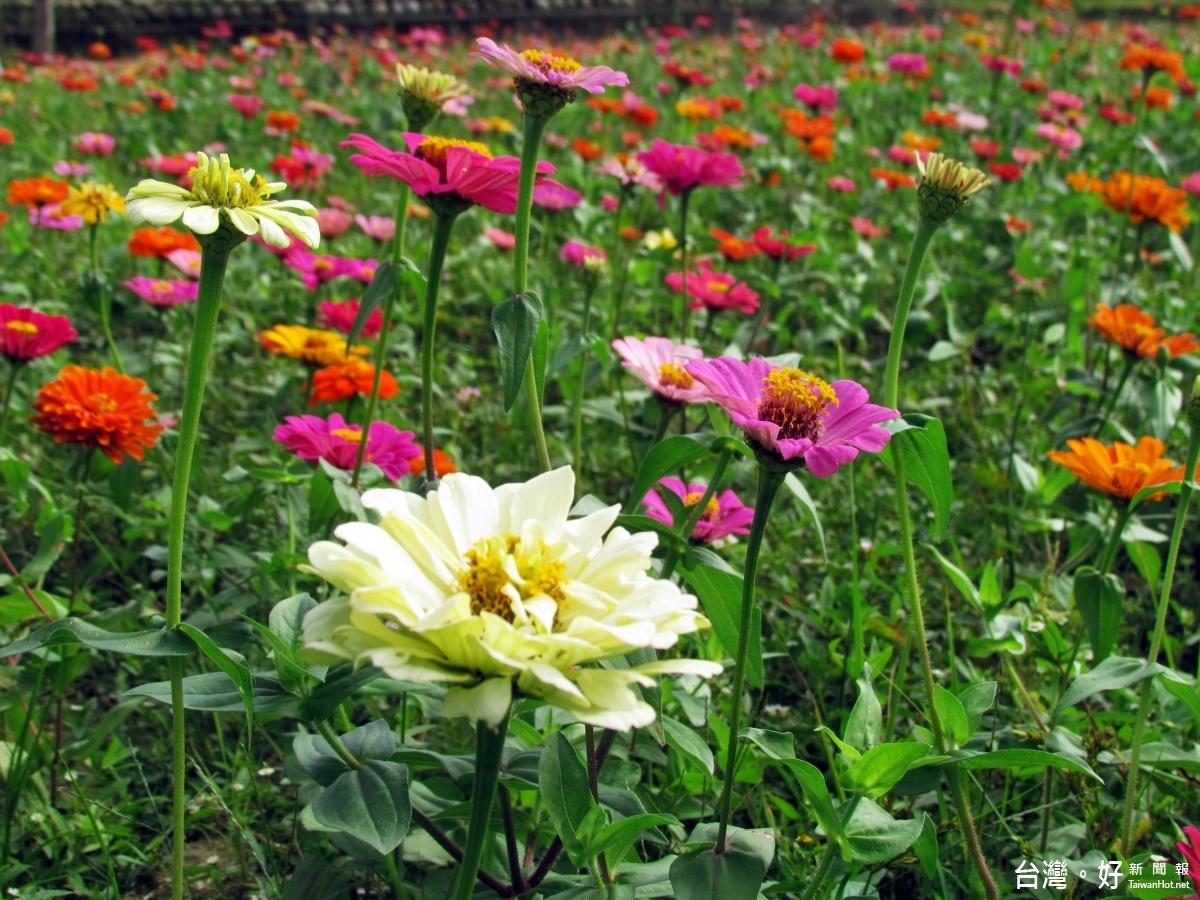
125;151;319;248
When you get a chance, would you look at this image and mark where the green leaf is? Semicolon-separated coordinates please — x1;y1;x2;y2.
539;732;597;867
21;509;66;582
306;665;384;721
663;716;714;776
680;564;761;689
628;435;712;514
1073;567;1124;665
295;720;396;787
879;415;952;541
1161;676;1200;728
1055;655;1186;717
846;743;930;798
669;826;775;900
844;662;882;752
1127;479;1185;514
586;813;680;872
951;748;1101;782
783;474;827;564
842;801;924;865
925;544;979;608
125;672;303;715
179;623;254;733
912;813;939;879
0;618;194;659
493;292;543;411
312;760;411;855
532;318;549;405
958;682;997;738
932;685;971;749
347;260;395;346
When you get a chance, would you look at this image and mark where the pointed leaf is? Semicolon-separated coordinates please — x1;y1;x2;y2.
844;662;882;752
879;415;952;541
680;564;761;689
347;260;395;346
539;731;597;867
0;618;194;659
1055;655;1186;717
493;292;543;411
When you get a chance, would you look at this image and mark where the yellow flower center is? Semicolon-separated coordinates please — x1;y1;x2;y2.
458;535;567;624
5;320;38;336
757;368;839;442
189;157;271;209
415;136;492;172
520;49;582;76
684;491;721;521
331;428;363;443
706;281;731;294
151;281;173;292
657;361;695;389
85;392;118;414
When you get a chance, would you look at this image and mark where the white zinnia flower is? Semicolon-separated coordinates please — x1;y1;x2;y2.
125;151;320;248
301;467;723;729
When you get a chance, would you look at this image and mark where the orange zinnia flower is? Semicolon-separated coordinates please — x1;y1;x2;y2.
870;168;918;190
128;226;201;258
7;176;70;208
0;128;13;146
572;138;605;162
1099;172;1191;233
33;366;164;463
831;38;866;64
1118;43;1185;83
1048;436;1186;501
902;132;941;152
1088;303;1198;359
709;229;763;260
409;448;458;478
267;110;301;132
309;358;399;406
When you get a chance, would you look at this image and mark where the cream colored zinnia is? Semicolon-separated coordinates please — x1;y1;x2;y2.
300;467;722;729
125;151;319;248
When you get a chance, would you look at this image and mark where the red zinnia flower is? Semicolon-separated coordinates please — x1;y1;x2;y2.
33;366;163;463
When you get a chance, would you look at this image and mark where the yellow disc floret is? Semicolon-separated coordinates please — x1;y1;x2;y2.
188;153;278;209
520;49;582;76
758;368;838;442
6;320;38;336
331;428;364;443
683;491;722;521
459;534;568;625
657;361;695;389
415;136;492;173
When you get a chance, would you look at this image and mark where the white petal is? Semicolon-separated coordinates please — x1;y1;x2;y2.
182;204;220;234
497;467;574;540
443;677;512;726
257;207;320;249
426;474;499;556
228;207;259;236
125;197;191;227
254;213;288;248
127;179;192;199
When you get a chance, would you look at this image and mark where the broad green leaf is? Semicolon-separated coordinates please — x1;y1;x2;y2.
669;826;775;900
586;813;680;872
958;682;997;738
663;716;714;776
347;259;395;345
783;474;827;564
932;685;971;749
627;435;712;515
295;720;396;787
0;618;194;659
879;415;952;541
306;665;384;721
842;800;924;865
539;732;597;867
952;748;1101;782
312;760;411;855
125;672;303;715
844;662;882;752
680;564;761;689
179;623;254;732
493;291;543;411
1055;655;1186;717
846;743;930;798
1161;676;1200;728
1073;568;1124;665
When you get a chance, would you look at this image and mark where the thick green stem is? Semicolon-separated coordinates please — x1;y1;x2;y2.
884;217;940;411
165;233;240;900
452;711;512;900
715;466;785;851
799;796;861;900
421;213;459;482
1097;505;1130;576
513;114;552;474
350;186;410;488
0;362;21;444
948;767;998;899
1120;426;1200;855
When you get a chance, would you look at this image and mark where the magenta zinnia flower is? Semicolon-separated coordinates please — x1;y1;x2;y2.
644;477;755;545
685;357;899;476
665;259;760;315
73;132;116;155
122;277;199;308
0;304;78;364
611;336;709;405
317;298;384;339
636;140;744;196
1178;826;1200;892
341;132;558;216
272;413;420;482
561;239;607;268
533;181;584;210
283;248;356;291
471;38;629;96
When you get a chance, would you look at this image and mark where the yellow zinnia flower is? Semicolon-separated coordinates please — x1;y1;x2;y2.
60;182;125;224
258;324;367;367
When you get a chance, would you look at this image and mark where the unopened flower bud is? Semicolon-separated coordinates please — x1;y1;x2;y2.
916;152;991;225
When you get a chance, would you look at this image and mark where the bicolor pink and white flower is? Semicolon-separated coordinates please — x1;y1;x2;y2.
471;38;629;95
561;240;607;268
684;357;899;476
611;336;709;405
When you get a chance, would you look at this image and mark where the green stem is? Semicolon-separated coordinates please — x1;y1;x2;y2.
452;711;512;900
715;466;785;851
659;445;736;580
0;362;21;445
166;232;241;900
513;114;552;474
420;213;459;482
884;217;940;410
948;766;998;899
571;280;599;482
91;224;124;375
1095;357;1136;437
1119;425;1200;855
799;796;861;900
1097;505;1130;576
351;186;410;488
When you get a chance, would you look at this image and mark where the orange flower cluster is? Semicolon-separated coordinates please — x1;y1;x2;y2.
1068;171;1191;233
780;109;836;161
33;366;164;464
586;97;659;128
1118;43;1185;83
902;132;941;152
7;177;70;208
1088;303;1198;359
699;125;762;150
128;226;201;258
675;97;723;121
870;168;917;190
1048;436;1186;501
922;109;959;128
572;138;604;162
267;110;301;132
710;229;762;260
309;358;399;406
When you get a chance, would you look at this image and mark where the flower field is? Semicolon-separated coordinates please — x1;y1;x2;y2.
3;6;1200;898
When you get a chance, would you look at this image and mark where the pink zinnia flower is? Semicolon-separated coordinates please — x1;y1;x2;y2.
53;160;91;177
166;249;202;279
122;277;199;308
827;176;857;192
793;83;838;112
1182;173;1200;197
229;93;263;118
355;214;396;242
29;204;83;231
752;227;814;261
316;207;354;239
1011;147;1042;165
485;228;517;251
1036;123;1082;156
341;132;558;215
1176;825;1200;892
73;132;115;155
0;304;78;363
1047;90;1084;110
533;181;584;210
851;217;889;239
560;239;607;267
284;248;356;291
665;259;760;315
611;335;709;405
595;157;664;193
272;413;421;482
685;357;899;476
317;298;384;339
637;140;744;195
888;53;929;76
643;477;755;545
471;38;629;95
